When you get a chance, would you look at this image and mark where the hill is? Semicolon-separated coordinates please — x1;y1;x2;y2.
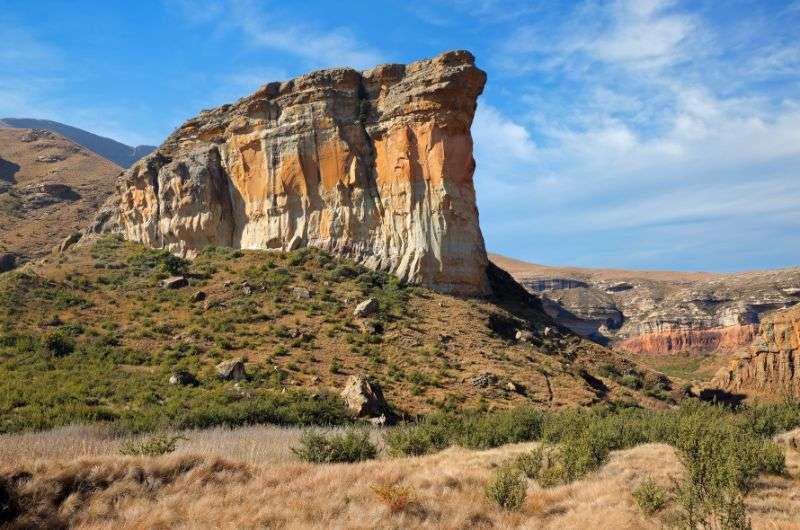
0;118;155;168
0;128;120;272
0;235;673;434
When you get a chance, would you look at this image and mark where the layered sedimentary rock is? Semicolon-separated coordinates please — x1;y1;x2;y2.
491;254;800;354
711;306;800;397
102;51;490;295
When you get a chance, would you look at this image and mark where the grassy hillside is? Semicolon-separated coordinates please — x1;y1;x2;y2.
0;235;672;434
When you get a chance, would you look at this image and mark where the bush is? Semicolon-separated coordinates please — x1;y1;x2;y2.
292;429;377;463
44;331;75;357
632;477;667;515
371;481;418;514
485;466;526;511
120;433;185;457
387;407;544;456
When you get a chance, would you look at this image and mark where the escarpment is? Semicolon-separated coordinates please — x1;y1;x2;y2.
710;305;800;398
100;51;490;295
492;254;800;355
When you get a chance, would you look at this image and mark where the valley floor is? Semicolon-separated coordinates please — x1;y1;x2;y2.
2;425;799;529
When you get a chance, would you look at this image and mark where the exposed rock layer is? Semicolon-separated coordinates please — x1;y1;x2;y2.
710;306;800;397
105;51;490;295
491;254;800;355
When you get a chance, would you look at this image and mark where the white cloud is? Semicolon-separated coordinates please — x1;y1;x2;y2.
172;0;385;70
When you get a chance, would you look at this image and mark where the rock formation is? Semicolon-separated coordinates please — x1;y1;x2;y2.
492;254;800;355
102;51;490;295
710;305;800;397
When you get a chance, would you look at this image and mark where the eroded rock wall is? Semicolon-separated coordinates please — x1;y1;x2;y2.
109;51;490;295
711;306;800;397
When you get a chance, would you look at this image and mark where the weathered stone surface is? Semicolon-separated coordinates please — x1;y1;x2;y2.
493;254;800;355
216;358;247;381
169;370;199;386
353;298;378;318
292;286;311;299
104;51;490;295
710;306;800;398
57;232;82;253
340;375;389;417
160;276;188;289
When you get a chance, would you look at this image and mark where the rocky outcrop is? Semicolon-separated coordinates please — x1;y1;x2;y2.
493;254;800;355
104;51;490;295
710;306;800;397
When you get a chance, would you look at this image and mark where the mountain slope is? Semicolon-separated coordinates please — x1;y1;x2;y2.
0;128;120;271
0;118;155;168
0;236;673;433
491;253;800;356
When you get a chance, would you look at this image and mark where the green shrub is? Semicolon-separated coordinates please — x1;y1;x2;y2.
485;466;526;511
632;477;667;515
120;433;185;457
291;429;377;463
44;331;75;357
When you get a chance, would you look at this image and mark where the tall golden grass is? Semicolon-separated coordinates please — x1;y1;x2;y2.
2;427;798;529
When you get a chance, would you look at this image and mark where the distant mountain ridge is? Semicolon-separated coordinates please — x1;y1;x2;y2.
0;118;155;168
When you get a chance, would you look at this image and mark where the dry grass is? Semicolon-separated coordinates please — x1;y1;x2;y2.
3;427;799;529
0;424;385;466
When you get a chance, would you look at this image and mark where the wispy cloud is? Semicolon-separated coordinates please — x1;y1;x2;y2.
476;0;800;269
169;0;385;69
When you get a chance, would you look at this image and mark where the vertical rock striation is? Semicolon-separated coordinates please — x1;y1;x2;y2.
107;50;490;295
711;305;800;397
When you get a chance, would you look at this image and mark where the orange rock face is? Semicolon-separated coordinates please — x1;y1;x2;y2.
616;325;757;355
711;306;800;398
105;51;490;295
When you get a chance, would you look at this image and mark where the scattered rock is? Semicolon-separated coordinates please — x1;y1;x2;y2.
292;286;311;299
340;375;389;418
216;358;247;381
353;298;379;318
192;290;207;302
169;370;199;386
356;319;383;335
783;288;800;296
285;235;303;252
58;232;82;253
543;326;553;337
505;381;525;394
470;372;498;388
515;330;534;342
438;333;454;344
160;276;188;289
241;282;252;295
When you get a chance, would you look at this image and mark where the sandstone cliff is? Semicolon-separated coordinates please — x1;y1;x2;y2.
100;51;490;295
491;254;800;355
710;305;800;398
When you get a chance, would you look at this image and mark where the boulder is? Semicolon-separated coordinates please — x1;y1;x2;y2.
515;330;534;342
58;232;82;253
292;286;312;299
353;298;379;318
216;358;247;381
192;290;207;302
160;276;188;289
340;375;389;418
169;370;199;386
470;372;498;388
285;235;304;252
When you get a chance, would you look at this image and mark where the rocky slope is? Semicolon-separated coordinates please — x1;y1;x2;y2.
491;254;800;355
0;128;120;271
95;50;490;295
0;118;155;168
710;305;800;398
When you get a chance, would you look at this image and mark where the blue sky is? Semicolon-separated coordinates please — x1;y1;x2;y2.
2;0;799;272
